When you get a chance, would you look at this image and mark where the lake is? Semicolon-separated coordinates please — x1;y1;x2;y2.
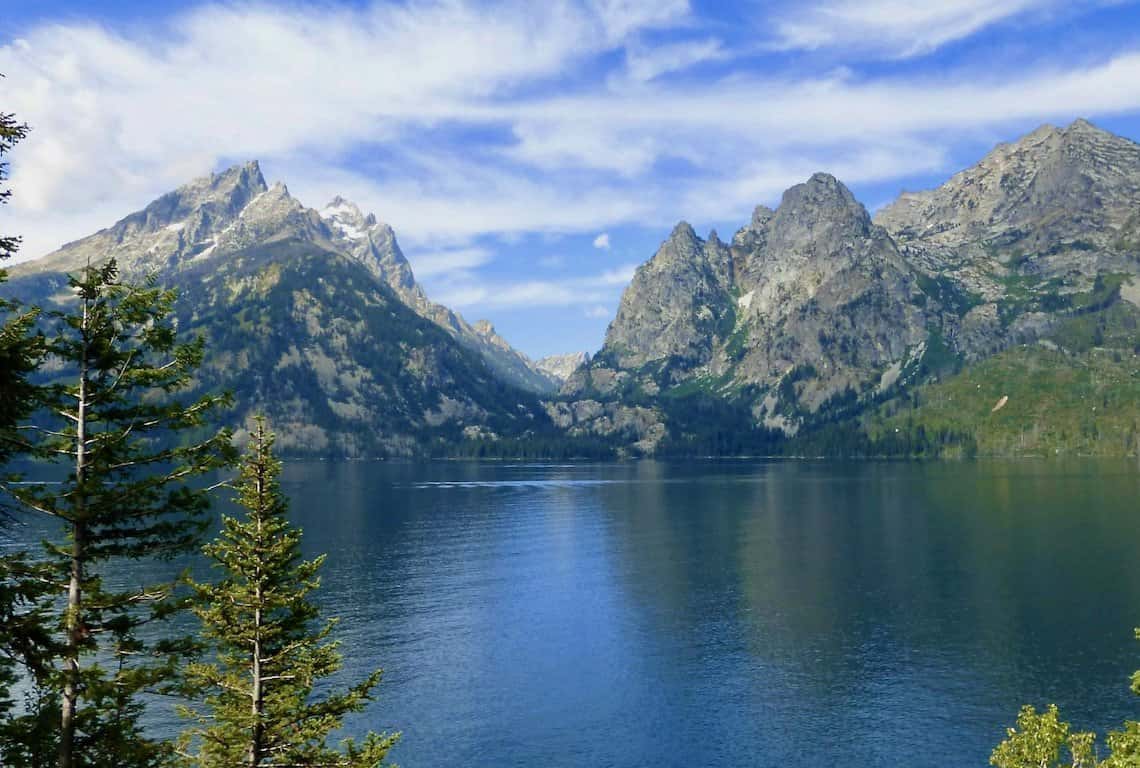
7;459;1140;766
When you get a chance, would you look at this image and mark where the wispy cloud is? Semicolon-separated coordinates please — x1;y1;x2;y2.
768;0;1086;59
592;233;611;249
433;262;641;310
407;247;494;279
622;36;727;81
2;0;1140;269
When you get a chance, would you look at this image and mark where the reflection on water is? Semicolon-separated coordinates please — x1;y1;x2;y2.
5;460;1139;767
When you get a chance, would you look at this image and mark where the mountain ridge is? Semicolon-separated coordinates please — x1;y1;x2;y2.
7;118;1140;458
11;161;561;395
561;118;1140;455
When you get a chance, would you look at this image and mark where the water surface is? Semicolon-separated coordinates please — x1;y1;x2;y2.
282;459;1140;767
8;459;1140;766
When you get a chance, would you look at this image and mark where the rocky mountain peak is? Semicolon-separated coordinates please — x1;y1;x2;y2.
536;352;589;385
130;160;269;235
767;173;872;253
751;205;774;229
778;173;866;222
668;220;699;243
320;197;373;240
874;117;1140;252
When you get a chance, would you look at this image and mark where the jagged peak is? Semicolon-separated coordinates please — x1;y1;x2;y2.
668;220;698;242
778;173;865;218
153;160;267;212
321;195;363;218
707;228;721;244
320;195;390;238
203;160;267;195
751;205;775;229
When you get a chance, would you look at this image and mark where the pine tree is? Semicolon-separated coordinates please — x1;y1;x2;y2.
0;259;234;768
0;85;42;462
0;89;52;754
178;419;398;768
0;87;30;262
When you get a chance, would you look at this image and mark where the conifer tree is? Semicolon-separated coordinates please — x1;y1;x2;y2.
0;92;52;756
0;88;42;461
178;419;398;768
0;258;234;768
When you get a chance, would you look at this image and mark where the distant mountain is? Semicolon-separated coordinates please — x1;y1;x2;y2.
536;352;589;384
5;163;561;456
562;119;1140;456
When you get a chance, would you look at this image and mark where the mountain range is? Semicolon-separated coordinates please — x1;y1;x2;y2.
7;118;1140;457
7;163;572;455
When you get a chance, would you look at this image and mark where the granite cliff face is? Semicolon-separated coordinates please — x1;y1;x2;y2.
568;173;930;438
6;163;558;455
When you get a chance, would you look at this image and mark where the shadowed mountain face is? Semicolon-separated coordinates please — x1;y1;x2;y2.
5;163;559;456
562;120;1140;453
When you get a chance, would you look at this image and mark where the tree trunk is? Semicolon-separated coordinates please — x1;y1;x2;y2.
59;288;90;768
249;432;266;768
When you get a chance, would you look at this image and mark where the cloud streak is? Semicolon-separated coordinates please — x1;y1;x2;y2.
2;0;1140;279
432;263;640;310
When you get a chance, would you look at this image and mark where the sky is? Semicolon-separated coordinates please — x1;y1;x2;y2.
3;0;1140;358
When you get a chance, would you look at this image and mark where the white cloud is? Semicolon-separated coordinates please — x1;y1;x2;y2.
587;0;692;42
769;0;1079;59
3;0;1140;267
584;305;612;319
435;279;605;309
623;37;726;82
593;233;611;249
407;247;493;279
0;0;677;257
432;263;638;310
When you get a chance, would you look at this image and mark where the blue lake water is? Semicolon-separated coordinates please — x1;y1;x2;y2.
7;459;1140;766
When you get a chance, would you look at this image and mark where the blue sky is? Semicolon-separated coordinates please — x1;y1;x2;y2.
4;0;1140;358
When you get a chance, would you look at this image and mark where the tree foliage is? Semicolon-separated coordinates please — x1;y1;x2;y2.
1;94;30;260
990;705;1096;768
992;628;1140;768
178;419;398;768
0;87;42;464
0;259;234;768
